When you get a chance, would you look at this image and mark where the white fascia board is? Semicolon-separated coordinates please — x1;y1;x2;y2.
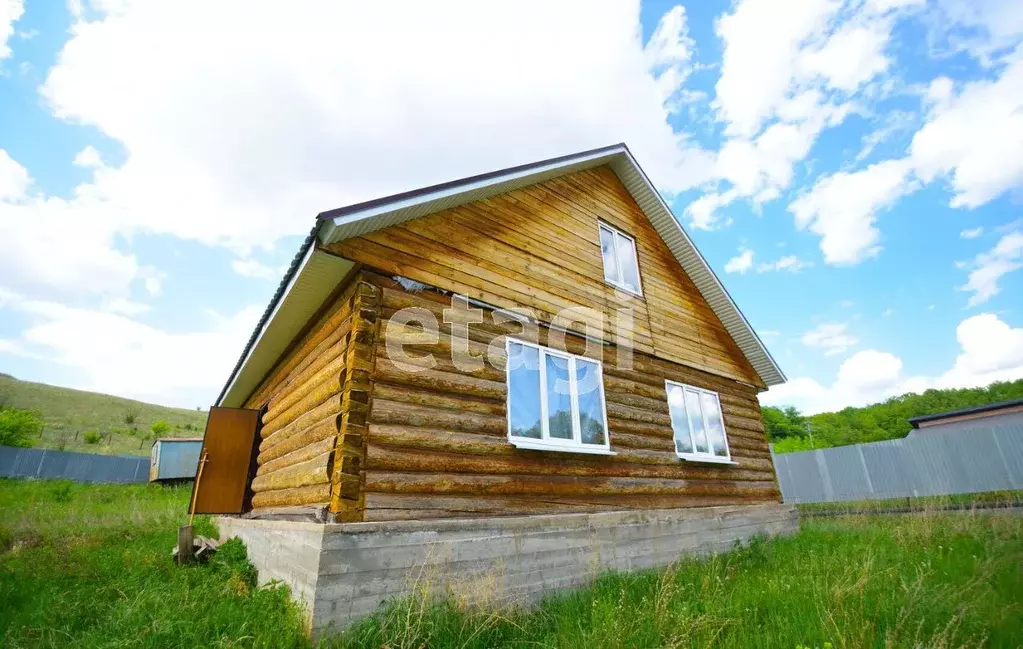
610;149;786;386
321;146;624;243
218;242;353;407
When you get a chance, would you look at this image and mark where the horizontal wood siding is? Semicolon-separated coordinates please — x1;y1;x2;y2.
327;165;763;388
241;278;361;512
361;274;779;522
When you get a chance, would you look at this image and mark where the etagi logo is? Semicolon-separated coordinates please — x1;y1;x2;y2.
382;294;636;395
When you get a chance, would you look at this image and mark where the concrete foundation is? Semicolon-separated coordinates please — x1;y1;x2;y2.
218;503;798;637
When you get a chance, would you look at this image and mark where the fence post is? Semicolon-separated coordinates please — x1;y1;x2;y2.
815;450;835;502
988;428;1017;490
35;450;47;479
857;446;874;496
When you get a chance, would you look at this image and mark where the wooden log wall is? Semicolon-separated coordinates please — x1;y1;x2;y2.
241;275;368;514
326;165;764;388
360;273;780;522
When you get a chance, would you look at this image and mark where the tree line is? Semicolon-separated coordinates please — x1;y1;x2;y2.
762;378;1023;453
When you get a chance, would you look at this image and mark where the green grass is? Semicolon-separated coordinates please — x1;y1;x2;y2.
798;490;1023;516
0;479;307;649
2;479;1021;649
337;512;1022;649
0;375;207;456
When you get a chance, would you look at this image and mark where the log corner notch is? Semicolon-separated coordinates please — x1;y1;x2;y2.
246;269;361;514
330;278;382;522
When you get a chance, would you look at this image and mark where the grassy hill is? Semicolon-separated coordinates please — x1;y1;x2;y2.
0;375;207;457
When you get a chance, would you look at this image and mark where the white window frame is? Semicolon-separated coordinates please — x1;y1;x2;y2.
598;222;643;297
665;380;736;465
505;338;614;455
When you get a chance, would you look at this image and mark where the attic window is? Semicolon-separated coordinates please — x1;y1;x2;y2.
599;223;642;295
506;339;613;455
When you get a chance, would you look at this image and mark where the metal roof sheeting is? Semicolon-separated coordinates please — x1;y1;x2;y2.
216;143;784;406
908;398;1023;427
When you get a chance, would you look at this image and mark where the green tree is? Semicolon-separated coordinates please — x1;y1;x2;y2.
764;378;1023;453
0;407;43;448
761;406;806;440
150;420;171;437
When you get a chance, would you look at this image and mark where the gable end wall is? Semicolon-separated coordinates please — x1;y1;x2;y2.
325;165;764;388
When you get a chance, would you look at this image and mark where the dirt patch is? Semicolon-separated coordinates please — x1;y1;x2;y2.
1;532;43;557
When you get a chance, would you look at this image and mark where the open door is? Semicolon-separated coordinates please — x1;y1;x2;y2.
189;406;262;515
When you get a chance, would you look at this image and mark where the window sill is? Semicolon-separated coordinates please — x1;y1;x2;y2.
603;280;643;298
509;439;616;456
677;454;737;465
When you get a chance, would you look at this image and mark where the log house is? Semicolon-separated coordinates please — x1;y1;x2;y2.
192;143;787;524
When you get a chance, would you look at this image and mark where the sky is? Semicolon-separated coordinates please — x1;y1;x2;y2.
0;0;1021;414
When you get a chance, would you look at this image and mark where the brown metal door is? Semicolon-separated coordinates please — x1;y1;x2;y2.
189;407;262;514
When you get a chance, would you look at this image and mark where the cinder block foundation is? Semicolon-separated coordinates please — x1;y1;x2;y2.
219;504;798;637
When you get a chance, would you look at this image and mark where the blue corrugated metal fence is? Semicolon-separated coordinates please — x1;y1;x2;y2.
0;445;149;483
772;424;1023;503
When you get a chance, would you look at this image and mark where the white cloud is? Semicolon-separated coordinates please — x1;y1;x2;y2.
231;258;287;281
34;0;713;259
0;293;261;406
940;313;1023;387
645;5;696;112
761;349;901;413
72;145;104;169
868;0;925;10
0;149;146;299
0;338;37;359
685;190;737;230
716;102;853;193
757;255;812;273
789;158;916;264
103;298;150;316
959;229;1023;306
724;248;754;274
691;0;920;229
798;16;893;92
0;148;30;200
784;41;1023;264
910;49;1023;209
645;6;695;69
933;0;1023;63
713;0;844;138
855;110;916;163
802;322;859;356
960;226;984;239
0;0;24;61
687;99;857;229
763;313;1023;414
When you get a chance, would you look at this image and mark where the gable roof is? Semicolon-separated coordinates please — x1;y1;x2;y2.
216;143;785;407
